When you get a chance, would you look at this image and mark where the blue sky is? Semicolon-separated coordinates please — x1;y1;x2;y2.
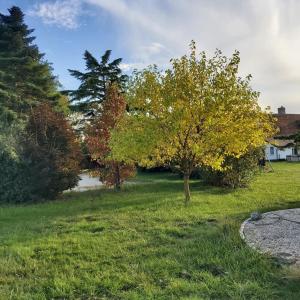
1;0;300;113
0;0;125;90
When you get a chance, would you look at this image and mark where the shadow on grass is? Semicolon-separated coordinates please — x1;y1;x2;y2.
62;178;234;212
2;170;299;251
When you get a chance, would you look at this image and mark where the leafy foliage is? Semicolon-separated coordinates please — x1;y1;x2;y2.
293;130;300;154
200;147;264;188
66;50;128;111
86;84;135;189
0;6;63;120
111;41;276;202
0;120;30;202
22;103;82;200
0;7;76;202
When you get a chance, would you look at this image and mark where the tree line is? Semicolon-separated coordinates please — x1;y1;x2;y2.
0;6;276;204
0;7;81;202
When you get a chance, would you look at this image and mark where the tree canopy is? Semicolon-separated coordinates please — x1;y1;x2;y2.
22;103;82;200
110;41;276;203
0;6;62;121
66;50;128;112
86;84;135;189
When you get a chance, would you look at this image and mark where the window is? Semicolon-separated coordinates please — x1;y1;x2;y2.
270;147;274;155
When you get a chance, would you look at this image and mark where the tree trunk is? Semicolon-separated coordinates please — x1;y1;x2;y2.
183;172;191;204
115;164;121;190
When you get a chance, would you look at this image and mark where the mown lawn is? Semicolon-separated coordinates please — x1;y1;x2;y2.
0;162;300;299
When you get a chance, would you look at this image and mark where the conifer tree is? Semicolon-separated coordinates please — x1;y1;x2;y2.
0;6;62;120
67;50;128;111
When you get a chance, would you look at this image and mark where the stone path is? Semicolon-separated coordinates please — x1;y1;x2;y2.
240;208;300;266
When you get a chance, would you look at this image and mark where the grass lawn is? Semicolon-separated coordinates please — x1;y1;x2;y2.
0;162;300;299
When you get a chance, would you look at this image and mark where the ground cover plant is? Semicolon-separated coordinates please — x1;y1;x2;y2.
0;162;299;299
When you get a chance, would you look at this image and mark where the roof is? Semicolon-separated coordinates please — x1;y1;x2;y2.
267;138;294;148
274;114;300;136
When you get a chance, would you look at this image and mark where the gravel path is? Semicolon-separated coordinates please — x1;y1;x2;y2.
240;208;300;266
71;174;103;192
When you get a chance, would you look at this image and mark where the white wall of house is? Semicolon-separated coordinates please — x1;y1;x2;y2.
265;144;294;160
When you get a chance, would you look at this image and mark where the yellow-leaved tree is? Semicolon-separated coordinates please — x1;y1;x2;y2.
110;41;276;203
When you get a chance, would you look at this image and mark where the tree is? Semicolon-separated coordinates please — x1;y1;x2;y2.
110;41;276;203
0;6;63;120
66;50;128;111
293;131;300;155
0;119;30;203
22;103;82;200
86;84;135;189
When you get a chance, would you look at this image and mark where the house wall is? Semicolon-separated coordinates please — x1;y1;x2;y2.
265;144;294;160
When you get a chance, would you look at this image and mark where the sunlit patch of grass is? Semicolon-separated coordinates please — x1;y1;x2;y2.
0;162;299;299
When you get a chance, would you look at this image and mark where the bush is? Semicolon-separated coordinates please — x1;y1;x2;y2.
0;121;30;202
0;149;30;202
22;103;82;200
199;147;264;188
0;104;82;203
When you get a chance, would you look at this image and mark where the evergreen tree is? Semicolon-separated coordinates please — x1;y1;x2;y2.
66;50;128;111
0;6;62;120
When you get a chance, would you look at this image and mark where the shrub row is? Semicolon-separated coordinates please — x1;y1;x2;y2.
198;147;264;188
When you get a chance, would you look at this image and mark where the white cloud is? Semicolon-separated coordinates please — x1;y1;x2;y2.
30;0;300;112
88;0;300;113
120;63;146;72
29;0;82;29
140;42;165;56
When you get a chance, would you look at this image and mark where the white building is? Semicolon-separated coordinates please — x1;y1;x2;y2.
265;106;300;161
265;139;295;161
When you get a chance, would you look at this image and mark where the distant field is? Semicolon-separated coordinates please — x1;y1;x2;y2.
0;162;300;299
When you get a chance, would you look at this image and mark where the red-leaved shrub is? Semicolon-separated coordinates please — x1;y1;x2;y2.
86;84;135;189
23;102;82;200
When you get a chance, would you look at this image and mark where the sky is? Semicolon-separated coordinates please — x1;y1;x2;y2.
1;0;300;113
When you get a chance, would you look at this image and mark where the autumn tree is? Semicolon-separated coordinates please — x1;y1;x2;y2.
86;84;135;189
110;41;276;203
22;103;82;200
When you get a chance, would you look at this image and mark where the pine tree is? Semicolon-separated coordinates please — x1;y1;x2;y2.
66;50;128;111
0;6;61;120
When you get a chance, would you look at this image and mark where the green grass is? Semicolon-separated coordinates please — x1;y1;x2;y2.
0;162;300;299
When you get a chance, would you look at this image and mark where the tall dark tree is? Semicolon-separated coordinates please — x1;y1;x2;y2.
66;50;128;111
0;6;62;120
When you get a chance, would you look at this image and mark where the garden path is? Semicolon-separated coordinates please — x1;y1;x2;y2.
240;208;300;267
